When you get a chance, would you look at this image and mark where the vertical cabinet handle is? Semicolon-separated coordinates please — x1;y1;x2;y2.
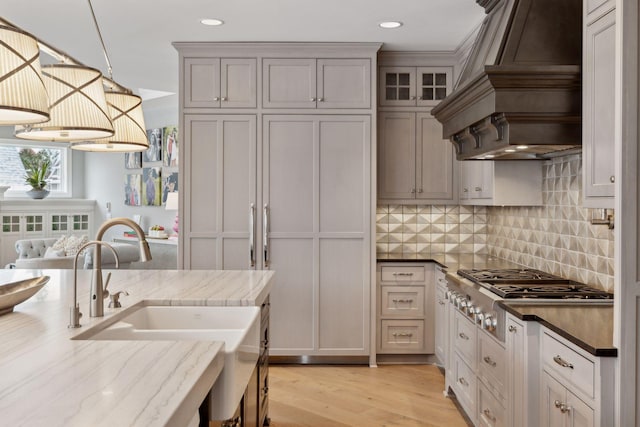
249;203;255;267
263;204;269;267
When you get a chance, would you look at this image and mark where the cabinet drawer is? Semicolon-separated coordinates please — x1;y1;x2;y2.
380;285;425;317
478;383;506;427
454;310;477;368
380;265;425;282
452;352;477;419
478;331;506;398
379;319;425;353
542;332;595;398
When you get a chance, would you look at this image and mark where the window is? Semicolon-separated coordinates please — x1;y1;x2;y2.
0;140;72;198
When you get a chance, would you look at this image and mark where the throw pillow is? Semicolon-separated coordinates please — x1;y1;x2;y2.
43;247;65;258
52;235;67;251
63;235;89;257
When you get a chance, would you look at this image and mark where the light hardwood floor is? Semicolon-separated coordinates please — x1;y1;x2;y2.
268;364;471;427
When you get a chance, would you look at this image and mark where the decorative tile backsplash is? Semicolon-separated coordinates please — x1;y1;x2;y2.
376;153;615;292
376;205;488;256
487;154;614;291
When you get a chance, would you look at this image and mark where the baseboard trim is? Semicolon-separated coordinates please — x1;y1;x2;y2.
269;355;369;365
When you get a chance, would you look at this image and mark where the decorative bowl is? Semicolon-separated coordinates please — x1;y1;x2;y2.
0;276;50;315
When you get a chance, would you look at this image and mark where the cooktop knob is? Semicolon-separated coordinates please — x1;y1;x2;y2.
483;314;497;332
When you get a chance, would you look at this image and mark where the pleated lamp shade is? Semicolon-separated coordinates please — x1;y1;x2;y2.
15;64;114;141
71;90;149;152
0;25;50;125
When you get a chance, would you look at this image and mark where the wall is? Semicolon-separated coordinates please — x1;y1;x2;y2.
487;154;614;291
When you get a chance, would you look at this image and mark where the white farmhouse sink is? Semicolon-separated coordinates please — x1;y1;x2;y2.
74;304;260;421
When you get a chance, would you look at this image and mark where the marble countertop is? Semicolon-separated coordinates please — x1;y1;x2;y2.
0;269;274;427
499;302;616;357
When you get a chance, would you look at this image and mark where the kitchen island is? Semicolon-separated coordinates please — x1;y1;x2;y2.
0;269;274;427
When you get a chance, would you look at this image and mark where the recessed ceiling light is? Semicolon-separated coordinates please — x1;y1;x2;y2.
201;18;224;26
379;21;402;29
516;145;529;150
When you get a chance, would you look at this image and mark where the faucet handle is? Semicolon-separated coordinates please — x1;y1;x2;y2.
109;291;129;308
103;272;112;299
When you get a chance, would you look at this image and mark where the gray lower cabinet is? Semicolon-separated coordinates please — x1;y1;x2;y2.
376;262;435;354
264;115;371;356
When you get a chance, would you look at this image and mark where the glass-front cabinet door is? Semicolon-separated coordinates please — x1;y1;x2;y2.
416;67;451;107
379;66;452;107
380;67;416;106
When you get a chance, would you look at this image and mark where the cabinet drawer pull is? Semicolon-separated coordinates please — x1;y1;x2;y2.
483;356;497;367
483;409;496;422
553;355;574;369
392;298;414;304
458;332;469;340
392;332;413;338
508;325;517;333
392;272;414;277
458;377;468;387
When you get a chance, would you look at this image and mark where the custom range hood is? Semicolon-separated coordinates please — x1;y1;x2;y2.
431;0;582;160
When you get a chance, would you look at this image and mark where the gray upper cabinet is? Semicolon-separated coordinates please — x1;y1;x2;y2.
263;58;371;109
184;58;257;108
582;1;615;208
377;111;457;203
379;66;452;107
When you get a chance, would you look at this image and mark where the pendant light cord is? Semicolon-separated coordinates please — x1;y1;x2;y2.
87;0;113;81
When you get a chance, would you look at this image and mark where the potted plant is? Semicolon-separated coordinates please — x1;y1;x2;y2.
19;148;55;199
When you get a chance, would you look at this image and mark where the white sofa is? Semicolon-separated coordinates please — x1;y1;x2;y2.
14;238;140;269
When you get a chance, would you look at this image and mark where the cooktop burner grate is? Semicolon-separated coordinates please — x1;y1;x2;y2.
488;283;614;299
457;268;569;283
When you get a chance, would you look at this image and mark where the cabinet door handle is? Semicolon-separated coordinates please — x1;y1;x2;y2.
438;300;445;305
392;272;414;277
310;97;317;102
475;186;482;191
483;409;496;422
213;97;220;101
508;325;517;333
392;332;413;337
458;332;469;340
410;95;416;100
318;97;324;102
463;188;469;193
458;377;468;387
554;400;571;414
410;188;416;193
610;175;615;183
263;204;269;267
417;188;423;193
483;356;497;367
249;203;255;267
221;96;228;101
553;355;574;369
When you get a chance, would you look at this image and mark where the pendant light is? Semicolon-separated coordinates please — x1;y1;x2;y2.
70;0;149;152
71;90;148;152
0;24;50;125
14;63;114;141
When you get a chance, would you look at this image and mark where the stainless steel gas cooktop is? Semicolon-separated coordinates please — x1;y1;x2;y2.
457;268;613;300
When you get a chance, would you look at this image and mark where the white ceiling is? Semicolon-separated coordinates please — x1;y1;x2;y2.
2;0;484;107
